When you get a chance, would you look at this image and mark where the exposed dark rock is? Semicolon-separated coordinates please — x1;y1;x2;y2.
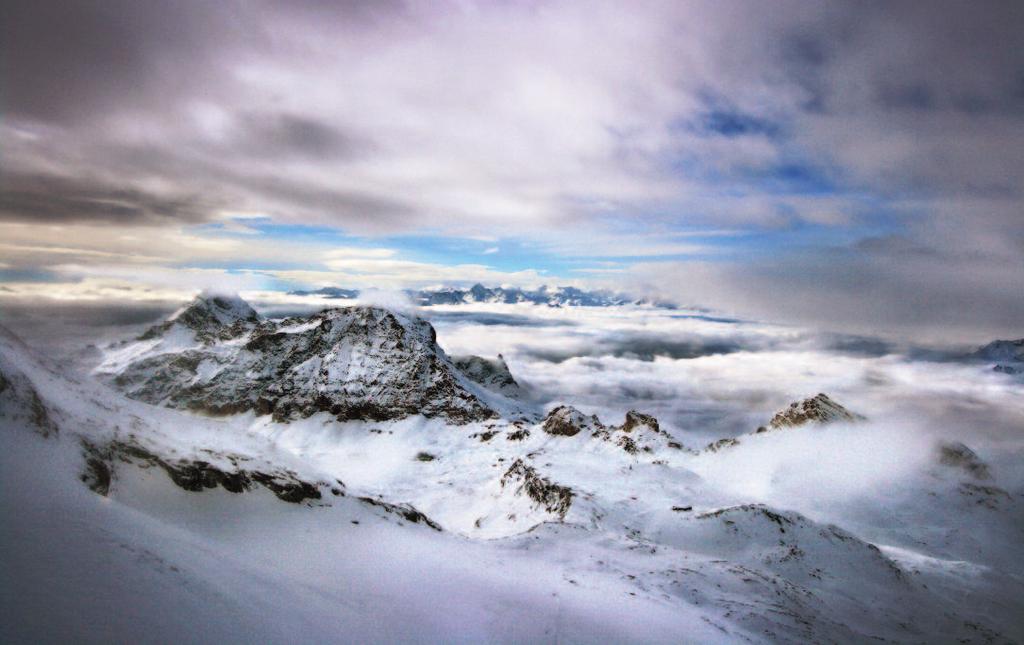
103;300;497;425
974;338;1024;363
765;393;865;431
415;451;436;462
938;441;991;480
958;482;1012;510
501;458;573;518
357;496;442;530
507;427;531;441
137;292;260;344
705;437;741;453
620;410;660;434
82;439;326;504
452;354;522;398
79;440;112;495
0;361;59;438
542;405;602;437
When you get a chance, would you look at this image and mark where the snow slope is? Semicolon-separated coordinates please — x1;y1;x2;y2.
3;298;1024;642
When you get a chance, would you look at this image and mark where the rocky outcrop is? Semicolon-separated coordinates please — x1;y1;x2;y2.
541;406;678;454
542;405;603;437
80;438;330;504
975;338;1024;363
937;441;991;479
452;354;522;398
500;459;573;519
704;437;740;453
357;496;442;530
703;393;863;453
137;292;261;344
0;353;59;438
595;410;673;454
759;393;865;432
100;297;497;424
975;339;1024;375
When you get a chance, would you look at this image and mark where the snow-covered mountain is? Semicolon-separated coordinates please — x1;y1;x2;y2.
289;283;663;308
95;294;527;424
976;337;1024;375
3;297;1023;643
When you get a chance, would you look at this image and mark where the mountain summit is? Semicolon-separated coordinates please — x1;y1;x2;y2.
97;297;505;424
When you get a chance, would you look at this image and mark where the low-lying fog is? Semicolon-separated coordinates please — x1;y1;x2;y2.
5;292;1021;482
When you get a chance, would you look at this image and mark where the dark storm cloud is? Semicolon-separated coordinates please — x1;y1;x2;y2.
0;0;242;124
0;0;1023;338
235;113;369;161
0;172;215;225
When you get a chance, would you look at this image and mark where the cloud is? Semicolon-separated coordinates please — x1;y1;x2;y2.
1;0;1023;336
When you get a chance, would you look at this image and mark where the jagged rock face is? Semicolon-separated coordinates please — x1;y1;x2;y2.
103;300;497;424
542;405;603;436
139;292;260;344
703;393;863;451
620;410;660;434
541;406;678;454
761;393;865;431
938;441;991;480
500;458;573;519
452;354;521;398
0;355;58;438
595;410;673;454
81;438;329;503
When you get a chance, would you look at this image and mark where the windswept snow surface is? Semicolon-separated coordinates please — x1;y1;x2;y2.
2;298;1024;643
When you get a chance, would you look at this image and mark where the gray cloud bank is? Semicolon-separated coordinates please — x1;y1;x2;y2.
2;1;1023;336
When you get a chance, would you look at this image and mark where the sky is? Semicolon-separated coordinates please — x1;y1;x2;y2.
1;0;1023;340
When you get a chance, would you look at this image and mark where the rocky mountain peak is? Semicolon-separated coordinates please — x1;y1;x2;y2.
975;338;1024;363
937;441;991;480
760;393;866;432
542;405;604;436
102;299;499;425
451;354;521;398
171;291;260;329
138;291;261;344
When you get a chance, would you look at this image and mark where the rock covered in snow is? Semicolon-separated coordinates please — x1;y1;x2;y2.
452;354;522;398
0;331;59;438
975;338;1024;363
542;405;603;436
99;296;499;424
541;405;679;454
140;291;260;344
596;410;675;454
975;338;1024;375
703;393;863;451
500;458;574;519
760;392;865;432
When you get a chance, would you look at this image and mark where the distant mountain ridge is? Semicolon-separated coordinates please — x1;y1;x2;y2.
289;283;673;308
